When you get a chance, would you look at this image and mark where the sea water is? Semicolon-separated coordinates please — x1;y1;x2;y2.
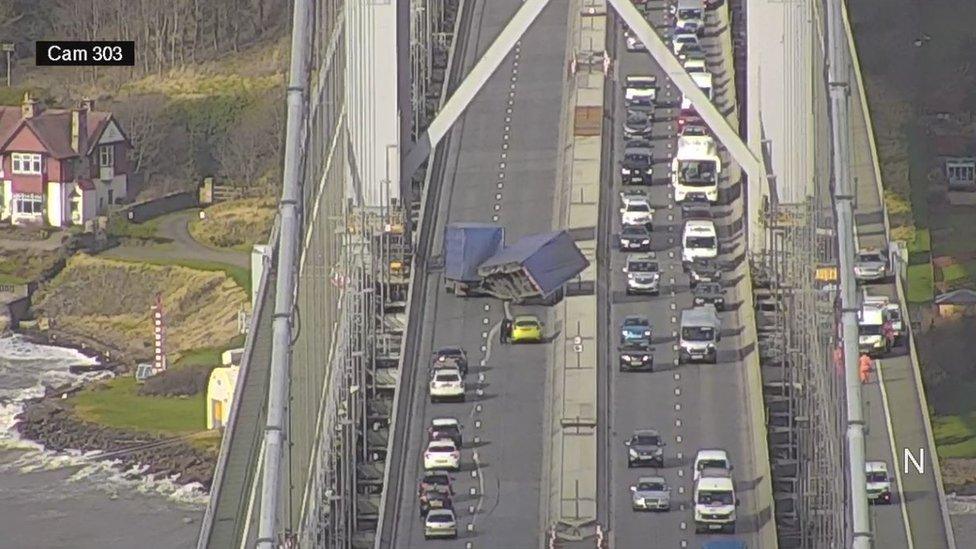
0;335;201;549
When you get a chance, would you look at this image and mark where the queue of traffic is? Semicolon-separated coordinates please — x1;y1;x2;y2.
617;0;743;539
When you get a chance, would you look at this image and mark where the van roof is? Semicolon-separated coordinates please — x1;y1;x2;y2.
626;75;657;86
696;449;730;462
685;219;717;234
696;476;734;491
866;461;889;473
681;306;719;326
859;306;884;324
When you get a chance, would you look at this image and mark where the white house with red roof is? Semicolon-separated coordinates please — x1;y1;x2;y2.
0;93;132;227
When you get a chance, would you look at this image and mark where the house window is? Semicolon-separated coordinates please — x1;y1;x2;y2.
11;153;42;175
99;145;114;168
13;193;43;215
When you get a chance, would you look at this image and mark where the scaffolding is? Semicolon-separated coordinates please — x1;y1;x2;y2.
410;0;458;139
297;201;411;549
752;197;848;548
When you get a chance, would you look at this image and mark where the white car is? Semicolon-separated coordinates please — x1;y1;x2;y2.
684;58;707;74
424;439;461;471
625;29;646;52
671;33;700;57
620;196;654;226
624;75;658;108
693;449;732;481
681;219;718;264
429;367;465;402
865;461;892;504
424;508;458;539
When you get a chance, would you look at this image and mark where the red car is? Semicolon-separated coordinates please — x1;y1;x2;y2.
677;107;703;130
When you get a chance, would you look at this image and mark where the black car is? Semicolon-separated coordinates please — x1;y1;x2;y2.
430;347;467;377
621;147;654;185
678;43;706;62
619;349;654;371
625;429;665;467
623;109;653;139
427;418;463;449
687;257;722;288
619;225;652;252
693;282;727;311
419;487;454;517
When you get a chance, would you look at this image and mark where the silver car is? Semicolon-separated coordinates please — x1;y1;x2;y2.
424;508;458;539
631;476;671;511
854;248;888;282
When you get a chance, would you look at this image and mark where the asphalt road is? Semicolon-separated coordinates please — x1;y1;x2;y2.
600;5;766;547
384;0;571;546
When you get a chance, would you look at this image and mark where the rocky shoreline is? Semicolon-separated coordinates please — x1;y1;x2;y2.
8;329;217;491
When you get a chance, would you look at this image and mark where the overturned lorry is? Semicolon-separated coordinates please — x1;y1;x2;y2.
443;222;589;303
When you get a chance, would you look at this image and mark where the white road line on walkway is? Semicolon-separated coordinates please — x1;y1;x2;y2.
876;360;915;549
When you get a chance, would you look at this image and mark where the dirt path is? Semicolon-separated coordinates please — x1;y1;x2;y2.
101;211;250;269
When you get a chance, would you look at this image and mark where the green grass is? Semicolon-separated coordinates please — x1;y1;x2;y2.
942;263;969;283
71;376;205;435
106;215;165;240
111;255;250;290
934;413;976;459
174;334;247;368
908;228;931;253
906;263;935;303
0;273;27;285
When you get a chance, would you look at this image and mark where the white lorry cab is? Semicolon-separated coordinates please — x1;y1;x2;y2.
866;461;893;504
681;72;714;111
679;306;721;364
858;302;890;357
682;219;718;264
672;135;721;203
694;468;737;534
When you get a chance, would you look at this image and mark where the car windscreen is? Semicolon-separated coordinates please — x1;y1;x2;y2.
679;161;716;185
866;471;887;483
859;253;884;263
697;284;720;294
685;236;716;248
860;325;882;336
423;474;449;485
682;326;715;341
625;153;650;164
698;490;733;505
697;459;727;471
515;320;537;328
678;9;702;19
434;373;459;382
427;513;454;523
627;203;651;212
634;434;660;446
624;319;648;328
627;113;648;124
638;481;665;491
630;261;658;272
429;444;454;453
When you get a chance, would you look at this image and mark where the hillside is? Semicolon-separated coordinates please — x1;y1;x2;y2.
33;254;249;360
0;0;290;200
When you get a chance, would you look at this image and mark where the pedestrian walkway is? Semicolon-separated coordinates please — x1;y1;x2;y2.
847;12;955;544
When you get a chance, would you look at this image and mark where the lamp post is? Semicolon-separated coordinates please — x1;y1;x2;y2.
1;43;13;87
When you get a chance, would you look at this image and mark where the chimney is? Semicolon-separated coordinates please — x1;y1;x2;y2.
71;107;88;155
21;92;39;119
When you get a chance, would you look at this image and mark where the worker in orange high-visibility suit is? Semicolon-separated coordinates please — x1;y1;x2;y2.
859;354;874;384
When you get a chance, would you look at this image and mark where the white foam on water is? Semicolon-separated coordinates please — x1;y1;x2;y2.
0;336;208;506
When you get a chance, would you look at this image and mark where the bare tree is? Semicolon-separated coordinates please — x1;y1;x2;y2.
216;92;282;187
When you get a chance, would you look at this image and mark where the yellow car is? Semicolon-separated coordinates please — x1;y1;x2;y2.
510;315;543;343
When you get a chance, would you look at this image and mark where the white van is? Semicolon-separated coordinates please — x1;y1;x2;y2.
694;468;737;534
679;306;721;364
682;219;718;264
681;72;714;110
672;135;721;203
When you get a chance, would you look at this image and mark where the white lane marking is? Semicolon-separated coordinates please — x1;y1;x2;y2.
877;361;915;548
